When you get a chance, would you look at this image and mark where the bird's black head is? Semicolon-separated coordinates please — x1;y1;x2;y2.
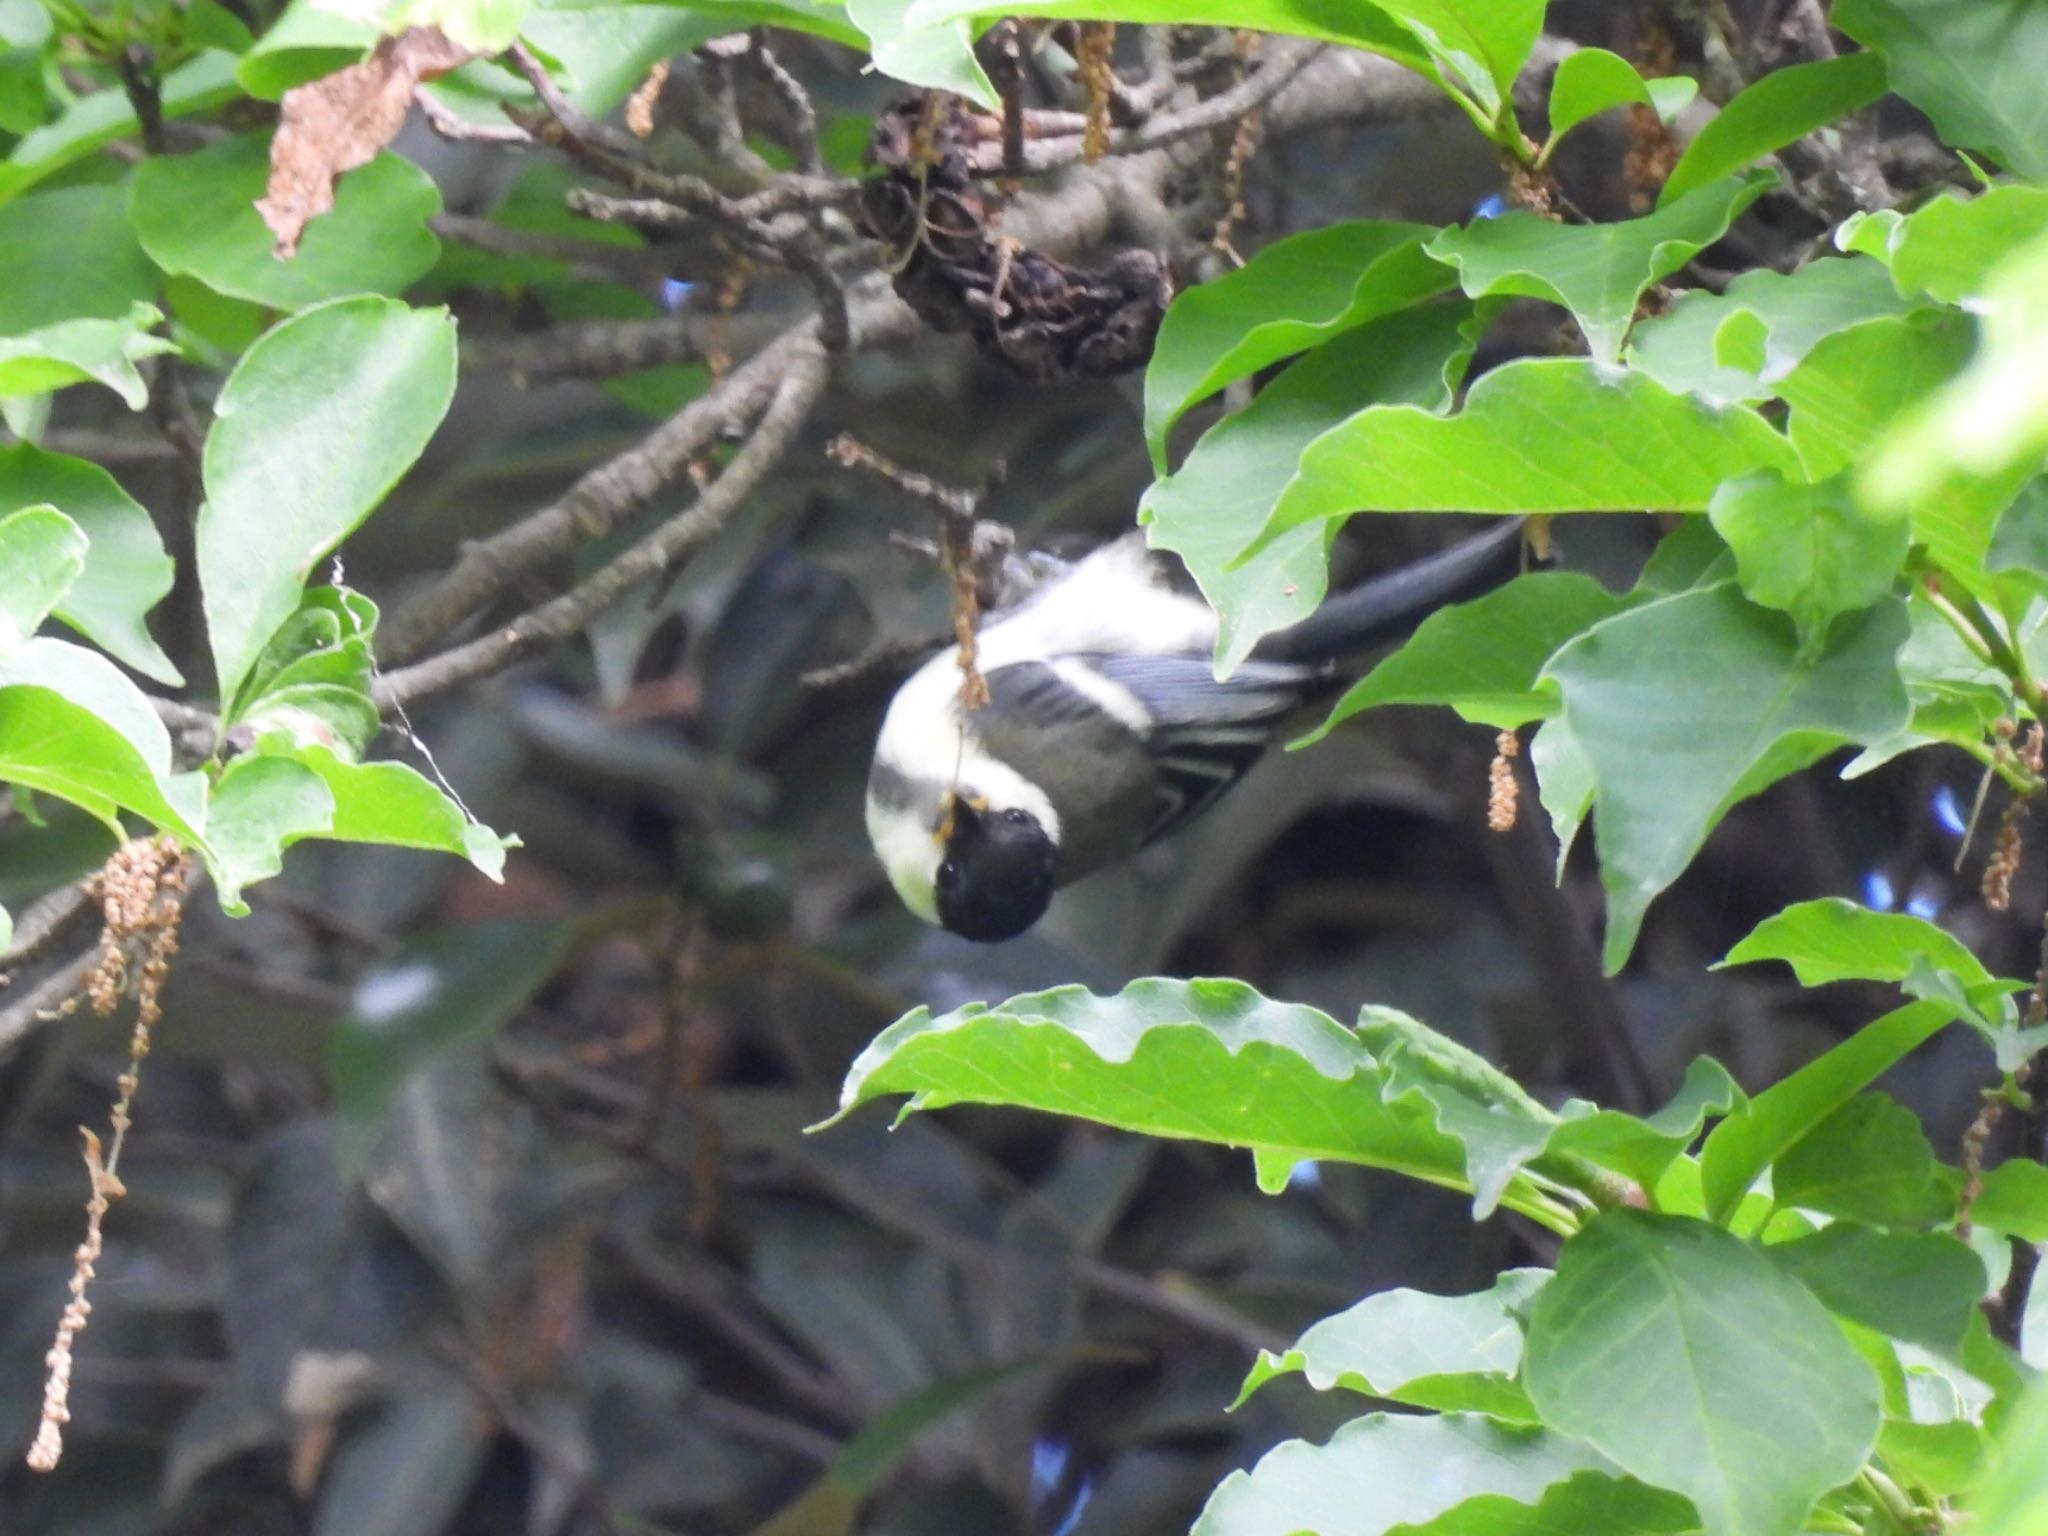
934;802;1057;943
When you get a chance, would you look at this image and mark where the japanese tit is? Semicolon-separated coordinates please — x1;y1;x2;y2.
865;518;1529;942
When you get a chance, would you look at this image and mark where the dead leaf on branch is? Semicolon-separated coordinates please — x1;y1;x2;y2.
257;26;473;258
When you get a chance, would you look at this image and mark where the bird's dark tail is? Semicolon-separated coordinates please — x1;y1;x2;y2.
1253;517;1531;665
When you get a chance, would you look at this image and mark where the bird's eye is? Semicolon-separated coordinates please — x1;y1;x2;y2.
937;859;961;888
1002;808;1032;827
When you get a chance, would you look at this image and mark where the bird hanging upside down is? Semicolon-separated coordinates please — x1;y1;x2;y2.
865;518;1530;942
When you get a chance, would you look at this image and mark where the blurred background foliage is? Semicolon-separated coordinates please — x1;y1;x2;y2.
0;1;2028;1532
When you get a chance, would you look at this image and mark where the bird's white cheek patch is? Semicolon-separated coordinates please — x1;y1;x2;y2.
867;793;942;924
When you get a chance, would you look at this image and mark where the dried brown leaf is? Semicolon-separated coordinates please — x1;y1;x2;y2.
257;26;473;258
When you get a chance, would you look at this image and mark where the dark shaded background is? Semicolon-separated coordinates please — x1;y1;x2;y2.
0;6;2023;1533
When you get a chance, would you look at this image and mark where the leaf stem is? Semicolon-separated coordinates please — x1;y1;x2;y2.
1855;1466;1926;1536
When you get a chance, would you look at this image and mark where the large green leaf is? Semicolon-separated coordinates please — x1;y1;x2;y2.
279;743;515;879
1236;1269;1548;1420
1697;999;1953;1225
1249;358;1801;553
0;443;182;684
1765;1224;1985;1351
0;504;85;655
1143;221;1451;467
0;637;207;844
1973;1374;2048;1536
1524;1211;1881;1536
1425;171;1774;363
1542;584;1910;972
828;978;1579;1229
1192;1413;1617;1536
1841;185;2048;304
198;297;457;703
1383;1472;1699;1536
1543;1056;1746;1197
0;52;242;206
1772;1093;1952;1228
1972;1159;2048;1241
1707;469;1909;657
1624;254;1914;408
1545;47;1694;145
1302;571;1629;739
1141;302;1479;675
1719;897;1997;993
310;0;530;51
0;301;178;409
205;752;337;912
1661;52;1888;205
1835;0;2048;180
0;183;157;334
901;1;1548;124
1778;311;1975;482
132;135;442;309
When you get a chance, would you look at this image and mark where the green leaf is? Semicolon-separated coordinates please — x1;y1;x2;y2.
1971;1159;2048;1242
0;442;182;684
0;300;178;409
132;135;443;309
1720;896;1997;992
0;184;158;335
519;0;746;114
1192;1413;1617;1536
1767;1224;1985;1351
1543;585;1910;972
1543;1055;1746;1194
1524;1210;1881;1536
1143;221;1451;468
1425;171;1774;363
846;0;996;109
1776;310;1975;480
1879;1419;1989;1495
1141;301;1479;675
1236;1269;1547;1420
1625;254;1914;407
236;0;375;99
0;51;242;206
1301;571;1629;740
901;1;1548;125
827;978;1576;1229
1860;225;2048;534
1707;469;1910;656
640;0;863;48
1844;185;2048;304
1546;48;1694;143
204;752;336;912
328;921;572;1172
1773;1093;1952;1228
1834;0;2048;180
0;503;86;654
1661;52;1889;205
1383;1471;1700;1536
1250;357;1803;552
198;297;457;704
1698;999;1953;1224
310;0;531;51
279;744;515;879
1971;1374;2048;1535
0;637;207;844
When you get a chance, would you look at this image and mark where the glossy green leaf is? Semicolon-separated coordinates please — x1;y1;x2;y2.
132;136;442;309
1253;358;1802;552
236;0;375;99
0;51;241;206
198;297;457;704
1141;302;1478;676
1383;1472;1700;1536
828;978;1577;1230
1972;1159;2048;1242
1707;469;1909;656
311;0;531;51
0;637;207;843
1143;221;1451;467
1861;225;2048;533
328;921;572;1171
0;504;85;654
0;301;178;409
1425;171;1774;363
0;184;157;334
1842;185;2048;304
1192;1413;1616;1536
1773;1093;1951;1227
1544;1055;1746;1194
0;442;182;683
1720;896;1997;992
1775;310;1974;482
1698;999;1953;1224
1236;1269;1547;1420
205;753;337;912
1524;1210;1881;1536
1835;0;2048;180
1546;48;1694;143
901;1;1548;124
233;587;381;755
281;744;515;879
1303;571;1628;740
1767;1225;1985;1351
1543;585;1910;971
1625;254;1913;407
1661;52;1888;205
